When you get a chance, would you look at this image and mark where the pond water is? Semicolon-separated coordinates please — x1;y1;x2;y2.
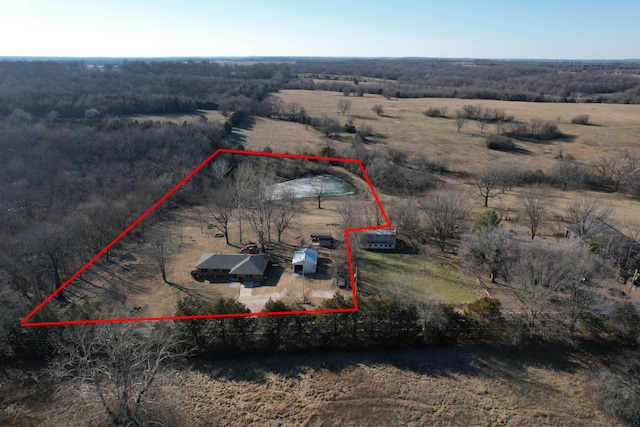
271;174;356;199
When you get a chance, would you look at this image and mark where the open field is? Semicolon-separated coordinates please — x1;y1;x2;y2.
271;89;640;175
356;249;481;305
166;347;623;427
3;346;624;426
128;109;227;125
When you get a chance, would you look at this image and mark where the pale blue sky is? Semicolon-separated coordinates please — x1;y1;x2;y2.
1;1;638;59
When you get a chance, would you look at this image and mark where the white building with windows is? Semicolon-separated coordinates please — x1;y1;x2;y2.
359;229;396;250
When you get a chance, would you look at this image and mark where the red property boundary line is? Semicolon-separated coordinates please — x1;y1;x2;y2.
21;149;390;327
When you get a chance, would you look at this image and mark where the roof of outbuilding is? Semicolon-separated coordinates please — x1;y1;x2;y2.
292;248;318;265
311;232;333;238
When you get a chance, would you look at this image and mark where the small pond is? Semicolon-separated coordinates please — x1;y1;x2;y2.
271;174;356;199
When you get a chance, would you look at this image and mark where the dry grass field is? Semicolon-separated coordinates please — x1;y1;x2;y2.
3;346;624;427
273;89;640;176
165;347;623;427
128;110;228;125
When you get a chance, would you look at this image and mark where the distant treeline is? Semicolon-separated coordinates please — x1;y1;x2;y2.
1;58;640;120
0;60;289;118
288;58;640;103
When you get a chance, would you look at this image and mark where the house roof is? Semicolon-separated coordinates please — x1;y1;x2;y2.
360;228;396;243
292;248;318;266
195;253;269;275
568;217;631;242
568;216;640;254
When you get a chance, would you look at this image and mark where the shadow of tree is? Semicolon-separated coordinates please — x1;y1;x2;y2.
193;344;584;387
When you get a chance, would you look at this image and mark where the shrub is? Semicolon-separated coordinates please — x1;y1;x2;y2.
608;302;640;346
472;210;501;231
371;104;384;116
571;114;590;125
463;297;505;341
485;134;515;151
422;303;464;345
590;360;640;425
423;106;447;118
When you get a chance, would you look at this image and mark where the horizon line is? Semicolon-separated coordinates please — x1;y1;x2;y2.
2;55;639;63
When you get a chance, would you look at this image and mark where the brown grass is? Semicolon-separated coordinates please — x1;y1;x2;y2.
128;109;227;124
2;347;624;426
271;90;640;176
163;347;623;427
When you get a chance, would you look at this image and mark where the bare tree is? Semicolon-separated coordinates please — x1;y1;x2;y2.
338;196;359;229
591;358;640;425
497;163;520;192
461;225;514;283
591;156;616;187
310;177;330;209
565;195;612;236
422;190;469;251
337;99;352;116
286;102;301;121
317;113;341;137
612;152;640;192
211;157;232;186
476;109;491;133
49;322;186;426
454;109;466;132
267;96;285;118
363;201;386;227
151;237;173;283
502;240;598;340
554;157;580;191
473;167;504;208
233;162;254;243
206;185;235;245
391;198;424;250
272;188;299;243
245;165;276;252
521;184;553;239
356;123;374;142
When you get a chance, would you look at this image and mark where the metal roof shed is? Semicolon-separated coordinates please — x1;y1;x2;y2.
292;248;318;274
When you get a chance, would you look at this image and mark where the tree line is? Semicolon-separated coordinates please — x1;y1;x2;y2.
0;60;288;118
3;59;640;124
288;58;640;104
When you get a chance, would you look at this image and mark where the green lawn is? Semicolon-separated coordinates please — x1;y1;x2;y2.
355;250;480;305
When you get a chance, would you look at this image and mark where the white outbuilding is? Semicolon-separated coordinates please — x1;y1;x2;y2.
292;248;318;275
